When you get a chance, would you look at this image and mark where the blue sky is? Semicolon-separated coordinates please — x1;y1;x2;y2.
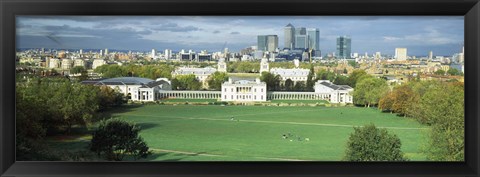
16;16;464;56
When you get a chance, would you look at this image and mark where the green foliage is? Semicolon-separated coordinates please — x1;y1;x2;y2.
207;71;228;90
294;81;306;91
348;60;357;68
98;86;127;110
70;66;87;74
94;64;174;80
90;119;151;161
284;79;294;91
434;69;446;75
344;124;407;161
227;62;260;73
348;70;368;88
172;74;202;90
353;76;389;107
94;64;128;78
260;72;281;91
333;75;349;85
316;69;336;82
447;68;461;76
419;82;464;161
305;65;315;91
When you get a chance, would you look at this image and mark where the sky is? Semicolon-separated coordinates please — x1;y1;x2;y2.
16;16;464;56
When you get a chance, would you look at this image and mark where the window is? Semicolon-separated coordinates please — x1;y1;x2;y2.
224;88;227;92
261;95;263;100
231;95;233;99
254;88;256;92
261;88;263;92
224;95;227;99
255;96;257;99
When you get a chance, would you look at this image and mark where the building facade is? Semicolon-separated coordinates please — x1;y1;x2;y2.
221;78;267;102
81;77;172;102
395;48;408;61
314;80;353;103
284;23;295;49
336;36;352;59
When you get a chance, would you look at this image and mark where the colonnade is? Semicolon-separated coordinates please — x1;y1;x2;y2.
158;91;221;99
267;92;331;101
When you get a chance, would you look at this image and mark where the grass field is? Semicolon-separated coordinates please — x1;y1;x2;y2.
90;104;429;161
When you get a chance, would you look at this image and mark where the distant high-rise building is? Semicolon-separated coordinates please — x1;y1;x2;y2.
307;28;320;57
395;48;407;61
295;27;306;35
429;51;433;60
99;50;103;57
336;36;351;59
307;28;320;51
79;49;83;55
257;35;278;52
164;49;172;59
267;35;278;52
295;35;308;50
151;49;156;59
105;48;109;55
257;35;268;51
284;23;295;49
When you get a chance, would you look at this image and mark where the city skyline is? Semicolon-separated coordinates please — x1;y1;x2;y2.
17;16;464;56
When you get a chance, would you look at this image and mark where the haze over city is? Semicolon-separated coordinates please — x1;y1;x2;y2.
16;16;464;56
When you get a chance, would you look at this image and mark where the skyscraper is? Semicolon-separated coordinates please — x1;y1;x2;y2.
267;35;278;52
151;49;156;59
336;36;351;59
284;24;295;49
257;35;278;52
307;28;320;50
395;48;407;60
257;35;268;51
295;27;306;36
295;35;308;50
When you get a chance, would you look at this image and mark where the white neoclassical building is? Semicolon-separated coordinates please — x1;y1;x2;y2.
314;80;353;103
270;68;310;82
221;78;267;102
82;77;172;102
172;66;217;88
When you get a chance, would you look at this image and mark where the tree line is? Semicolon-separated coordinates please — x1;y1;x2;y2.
347;70;464;161
16;76;151;161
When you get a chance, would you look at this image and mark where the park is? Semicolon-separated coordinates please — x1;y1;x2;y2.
47;103;429;161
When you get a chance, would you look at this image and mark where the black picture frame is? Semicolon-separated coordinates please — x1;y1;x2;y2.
1;0;479;176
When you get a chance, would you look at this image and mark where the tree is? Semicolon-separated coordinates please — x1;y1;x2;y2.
305;65;315;91
334;75;349;85
260;72;281;91
353;76;389;107
347;69;368;88
90;119;151;161
173;74;202;90
294;81;306;91
434;69;446;75
316;69;336;82
418;82;464;161
447;68;461;76
284;79;294;91
344;124;407;161
207;71;228;90
378;91;395;113
70;66;86;74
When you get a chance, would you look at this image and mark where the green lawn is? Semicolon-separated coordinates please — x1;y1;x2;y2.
96;104;429;161
48;104;429;161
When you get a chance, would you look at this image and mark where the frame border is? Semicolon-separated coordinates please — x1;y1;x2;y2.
1;0;479;176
